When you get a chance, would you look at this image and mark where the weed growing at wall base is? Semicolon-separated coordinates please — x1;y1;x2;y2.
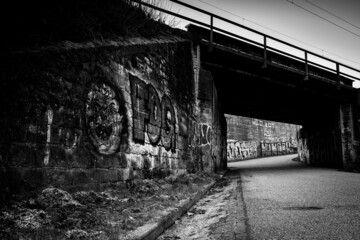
0;172;217;239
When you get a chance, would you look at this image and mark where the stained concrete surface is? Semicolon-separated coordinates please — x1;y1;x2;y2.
232;154;360;240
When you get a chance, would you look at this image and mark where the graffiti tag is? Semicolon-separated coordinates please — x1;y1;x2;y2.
130;74;176;151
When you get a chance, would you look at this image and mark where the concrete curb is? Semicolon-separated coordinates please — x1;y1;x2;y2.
131;174;226;240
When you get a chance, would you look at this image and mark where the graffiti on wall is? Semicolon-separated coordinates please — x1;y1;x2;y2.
260;142;296;156
31;107;82;166
227;140;297;161
298;138;310;164
252;119;274;128
86;83;125;155
23;81;126;167
188;122;212;146
129;73;218;172
188;122;212;171
227;141;258;160
130;74;177;151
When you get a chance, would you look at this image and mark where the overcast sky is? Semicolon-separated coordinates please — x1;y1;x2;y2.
157;0;360;86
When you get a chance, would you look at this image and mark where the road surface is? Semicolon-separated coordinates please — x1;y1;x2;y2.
158;154;360;239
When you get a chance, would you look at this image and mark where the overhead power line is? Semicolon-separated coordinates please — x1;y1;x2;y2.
303;0;360;31
286;0;360;38
198;0;318;48
196;0;360;66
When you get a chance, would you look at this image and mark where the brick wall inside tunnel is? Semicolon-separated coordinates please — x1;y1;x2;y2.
0;36;227;199
226;115;300;161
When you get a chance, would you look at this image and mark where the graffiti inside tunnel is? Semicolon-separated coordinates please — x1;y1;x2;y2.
227;140;297;161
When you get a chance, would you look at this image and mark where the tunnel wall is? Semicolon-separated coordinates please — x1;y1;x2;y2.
297;127;343;168
226;115;299;161
0;36;227;199
297;104;360;169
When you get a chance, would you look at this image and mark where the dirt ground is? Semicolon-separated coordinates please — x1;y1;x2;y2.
0;172;219;240
157;177;236;240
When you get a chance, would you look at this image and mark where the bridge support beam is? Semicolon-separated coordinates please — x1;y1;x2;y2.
340;104;360;170
195;69;227;173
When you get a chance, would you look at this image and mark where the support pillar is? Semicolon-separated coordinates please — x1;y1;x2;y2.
339;104;360;170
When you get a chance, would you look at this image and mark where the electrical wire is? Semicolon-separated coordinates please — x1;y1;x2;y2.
196;0;360;67
286;0;360;38
303;0;360;31
198;0;319;49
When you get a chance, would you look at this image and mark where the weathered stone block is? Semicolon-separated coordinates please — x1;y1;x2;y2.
26;124;48;143
143;156;152;169
171;158;178;170
95;169;118;183
21;168;46;189
50;126;64;144
133;170;144;179
10;143;46;168
147;124;161;135
119;153;128;168
153;155;161;168
47;145;67;168
133;129;145;143
117;168;131;181
95;154;121;169
89;169;117;183
10;143;36;167
43;168;73;187
130;155;144;170
71;169;92;185
177;136;185;150
52;108;81;129
11;125;28;143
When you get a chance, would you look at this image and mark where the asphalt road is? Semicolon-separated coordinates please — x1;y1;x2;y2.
231;154;360;240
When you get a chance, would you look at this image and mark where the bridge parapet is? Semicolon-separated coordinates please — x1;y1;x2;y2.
187;24;354;88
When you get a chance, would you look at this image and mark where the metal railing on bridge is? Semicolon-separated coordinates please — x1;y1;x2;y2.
132;0;360;85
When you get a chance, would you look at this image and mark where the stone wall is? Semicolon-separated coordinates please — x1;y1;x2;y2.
0;35;226;199
226;115;299;161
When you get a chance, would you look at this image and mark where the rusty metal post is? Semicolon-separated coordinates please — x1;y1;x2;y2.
304;51;309;80
209;15;214;52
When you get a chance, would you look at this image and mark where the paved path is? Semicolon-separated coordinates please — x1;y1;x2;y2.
233;154;360;240
159;154;360;239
